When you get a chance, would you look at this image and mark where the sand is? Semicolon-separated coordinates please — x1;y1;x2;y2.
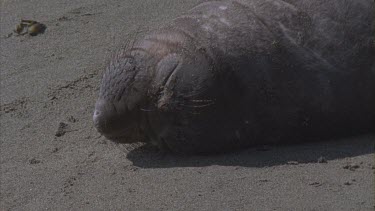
1;0;374;210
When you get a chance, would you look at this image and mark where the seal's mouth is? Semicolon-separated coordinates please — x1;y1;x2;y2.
94;116;141;143
93;98;143;143
105;135;139;143
101;128;142;143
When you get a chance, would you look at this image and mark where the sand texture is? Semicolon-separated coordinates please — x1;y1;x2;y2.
1;0;374;210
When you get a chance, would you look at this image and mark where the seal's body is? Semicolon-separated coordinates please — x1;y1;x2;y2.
93;0;375;153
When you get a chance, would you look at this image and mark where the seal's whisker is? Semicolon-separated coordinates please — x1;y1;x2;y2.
140;108;157;112
189;99;215;103
178;102;215;108
183;89;210;98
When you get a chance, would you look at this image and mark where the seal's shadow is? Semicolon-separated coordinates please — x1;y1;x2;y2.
125;135;374;168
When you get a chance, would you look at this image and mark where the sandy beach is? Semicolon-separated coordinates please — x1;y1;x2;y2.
1;0;374;210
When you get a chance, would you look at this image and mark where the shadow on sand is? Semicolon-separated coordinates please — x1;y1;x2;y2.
124;134;374;168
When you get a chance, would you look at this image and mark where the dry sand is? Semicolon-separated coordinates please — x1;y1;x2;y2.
1;0;374;210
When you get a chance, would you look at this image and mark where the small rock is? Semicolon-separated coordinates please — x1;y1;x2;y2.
344;181;352;185
28;22;46;36
14;20;46;36
317;156;327;163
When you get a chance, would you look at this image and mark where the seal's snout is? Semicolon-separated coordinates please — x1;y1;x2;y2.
93;99;140;142
93;100;125;136
92;110;103;130
93;101;115;134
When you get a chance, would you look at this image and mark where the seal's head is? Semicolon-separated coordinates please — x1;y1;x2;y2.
93;48;152;142
93;32;215;146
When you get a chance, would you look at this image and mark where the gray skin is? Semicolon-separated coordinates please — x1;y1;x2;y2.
93;0;375;154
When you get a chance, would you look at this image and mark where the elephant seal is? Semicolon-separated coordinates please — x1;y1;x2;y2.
93;0;375;154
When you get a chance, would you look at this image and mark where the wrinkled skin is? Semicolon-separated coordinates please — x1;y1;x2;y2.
93;0;375;154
